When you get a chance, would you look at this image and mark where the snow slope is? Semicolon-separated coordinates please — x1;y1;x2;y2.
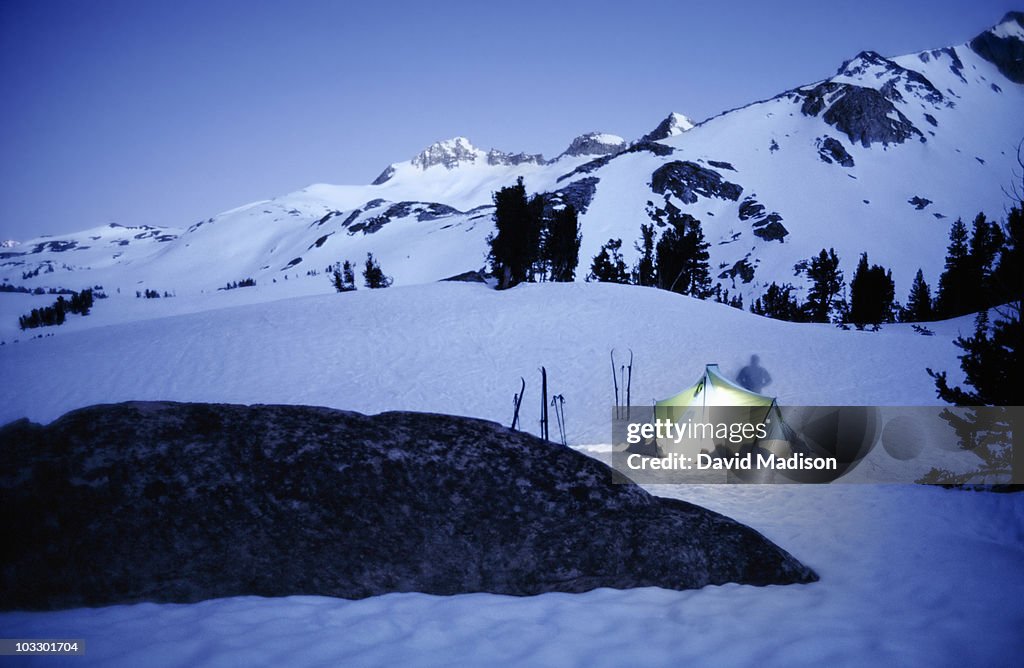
2;484;1020;667
0;282;971;443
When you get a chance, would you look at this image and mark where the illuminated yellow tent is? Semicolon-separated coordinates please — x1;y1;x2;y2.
654;364;787;458
657;364;773;412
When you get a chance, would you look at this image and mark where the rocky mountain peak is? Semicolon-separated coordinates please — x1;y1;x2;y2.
837;50;895;78
834;49;946;107
970;11;1024;83
638;112;695;143
991;11;1024;38
485;148;547;167
410;137;483;170
559;132;627;158
372;137;547;185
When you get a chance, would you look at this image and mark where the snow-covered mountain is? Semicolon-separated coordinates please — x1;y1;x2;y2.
638;112;695;142
2;13;1022;303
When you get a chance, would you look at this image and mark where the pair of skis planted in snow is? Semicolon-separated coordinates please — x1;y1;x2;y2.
611;348;633;420
510;368;567;446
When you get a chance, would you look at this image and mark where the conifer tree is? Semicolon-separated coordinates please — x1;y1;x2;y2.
848;252;895;326
969;212;1005;300
992;204;1022;305
654;211;711;297
802;248;844;322
935;218;972;317
587;239;630;284
363;253;393;289
487;177;543;289
924;199;1022;484
331;260;357;292
632;222;657;287
750;282;803;321
903;268;934;322
542;205;581;282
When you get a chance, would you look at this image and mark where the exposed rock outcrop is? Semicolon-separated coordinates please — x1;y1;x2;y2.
738;197;766;221
817;136;855;167
486;149;546;167
545;177;600;215
559;132;627;158
799;82;924;147
752;213;789;242
718;258;756;284
344;201;462;235
651;161;743;204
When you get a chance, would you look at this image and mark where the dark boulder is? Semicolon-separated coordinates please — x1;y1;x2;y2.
753;221;789;242
752;213;789;242
718;258;756;284
817;137;855;167
738;197;766;221
651;161;743;204
0;403;817;611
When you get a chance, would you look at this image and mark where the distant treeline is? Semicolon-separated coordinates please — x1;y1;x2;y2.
18;289;95;330
219;278;256;290
136;289;174;298
1;282;105;296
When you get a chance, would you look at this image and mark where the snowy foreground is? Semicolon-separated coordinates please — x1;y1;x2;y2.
1;281;1020;666
2;485;1021;667
0;281;973;440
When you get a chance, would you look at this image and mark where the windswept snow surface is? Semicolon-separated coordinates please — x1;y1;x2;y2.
1;280;1018;667
2;485;1021;667
0;281;970;440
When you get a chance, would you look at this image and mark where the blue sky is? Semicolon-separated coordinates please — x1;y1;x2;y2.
0;0;1016;240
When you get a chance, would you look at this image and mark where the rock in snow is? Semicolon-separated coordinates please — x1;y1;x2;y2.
559;132;627;158
650;161;744;203
817;136;856;167
799;82;924;147
0;402;816;610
